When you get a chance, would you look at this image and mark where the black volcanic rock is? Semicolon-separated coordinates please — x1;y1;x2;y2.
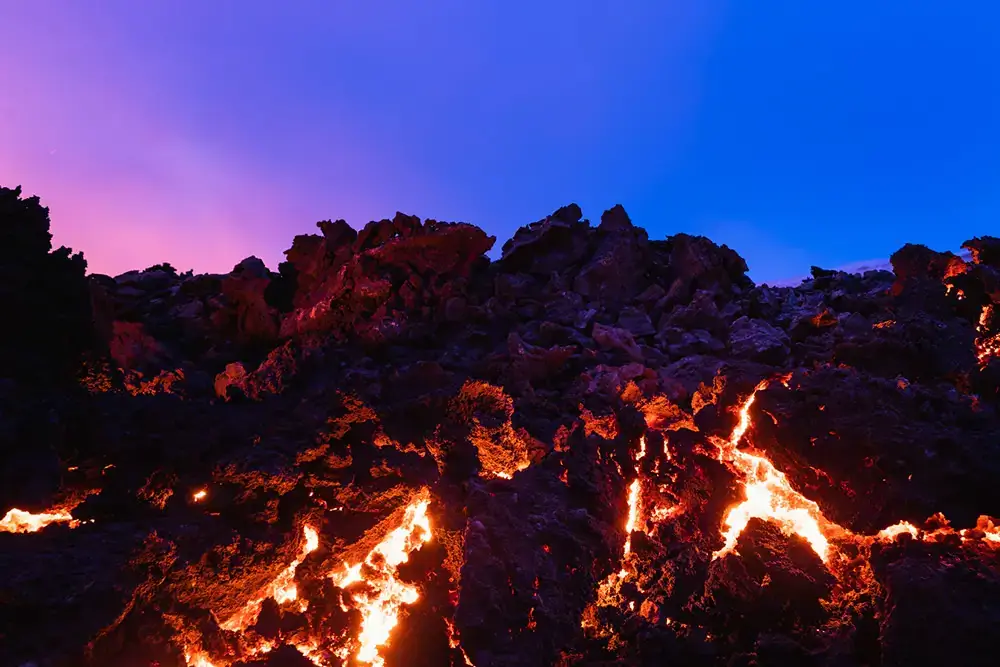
0;185;95;386
2;191;1000;667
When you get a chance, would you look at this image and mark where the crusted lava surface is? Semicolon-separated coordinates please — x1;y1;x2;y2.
2;186;1000;667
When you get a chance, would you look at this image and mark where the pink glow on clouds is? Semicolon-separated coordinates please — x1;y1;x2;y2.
0;2;423;276
1;1;719;277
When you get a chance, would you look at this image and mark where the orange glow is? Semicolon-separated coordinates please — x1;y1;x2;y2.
711;380;1000;564
650;505;679;523
445;618;476;666
192;489;208;502
713;380;835;562
976;306;1000;366
219;524;320;633
330;496;433;666
184;651;217;667
588;435;652;619
0;507;78;533
876;521;919;541
622;479;641;558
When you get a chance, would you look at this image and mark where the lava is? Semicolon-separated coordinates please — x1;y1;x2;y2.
184;650;217;667
713;380;838;562
621;435;647;559
976;305;1000;366
329;495;433;666
876;521;919;541
621;479;641;559
586;435;652;624
712;379;1000;564
218;524;320;633
0;506;79;533
445;618;476;666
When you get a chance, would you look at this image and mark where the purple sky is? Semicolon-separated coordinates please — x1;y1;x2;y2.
2;2;997;282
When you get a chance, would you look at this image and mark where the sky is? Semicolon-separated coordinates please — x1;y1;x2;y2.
1;2;997;284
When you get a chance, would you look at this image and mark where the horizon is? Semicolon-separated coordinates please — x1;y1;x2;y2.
2;2;997;284
17;189;967;285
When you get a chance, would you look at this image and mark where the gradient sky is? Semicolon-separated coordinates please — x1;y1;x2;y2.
2;2;997;283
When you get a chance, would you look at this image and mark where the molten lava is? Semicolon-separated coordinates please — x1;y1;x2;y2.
621;435;647;559
713;380;836;562
0;507;79;533
586;435;653;625
219;524;320;632
329;495;433;666
976;305;1000;366
713;379;1000;565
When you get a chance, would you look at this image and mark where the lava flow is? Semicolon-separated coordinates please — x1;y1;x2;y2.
220;524;321;633
586;435;650;622
712;379;837;561
0;506;79;533
976;305;1000;366
6;186;1000;666
713;378;1000;564
329;494;433;666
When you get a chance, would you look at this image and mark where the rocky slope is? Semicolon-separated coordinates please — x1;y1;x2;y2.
2;185;1000;667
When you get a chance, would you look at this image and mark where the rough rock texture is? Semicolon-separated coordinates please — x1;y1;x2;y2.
2;188;1000;667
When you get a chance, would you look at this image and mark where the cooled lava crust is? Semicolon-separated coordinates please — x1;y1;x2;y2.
3;187;1000;667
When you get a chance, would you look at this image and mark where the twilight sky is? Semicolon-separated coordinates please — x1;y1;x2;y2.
1;2;997;283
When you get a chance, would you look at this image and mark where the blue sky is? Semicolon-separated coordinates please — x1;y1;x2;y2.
1;1;997;282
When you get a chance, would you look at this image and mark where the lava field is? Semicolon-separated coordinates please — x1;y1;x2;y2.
2;185;1000;667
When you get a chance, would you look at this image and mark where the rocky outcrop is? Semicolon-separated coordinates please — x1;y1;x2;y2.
2;189;1000;667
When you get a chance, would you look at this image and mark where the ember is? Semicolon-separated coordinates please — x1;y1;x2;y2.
2;188;1000;667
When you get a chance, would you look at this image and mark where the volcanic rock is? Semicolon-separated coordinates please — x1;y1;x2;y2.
2;188;1000;667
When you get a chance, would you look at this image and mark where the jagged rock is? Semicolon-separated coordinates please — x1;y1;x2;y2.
697;519;835;638
962;235;1000;268
573;206;649;303
499;204;590;275
506;333;577;387
663;233;751;304
221;256;280;344
658;289;729;338
889;243;966;296
279;214;494;340
617;307;655;337
109;321;167;371
2;191;1000;667
727;317;790;364
592;322;644;362
0;186;95;384
872;542;1000;667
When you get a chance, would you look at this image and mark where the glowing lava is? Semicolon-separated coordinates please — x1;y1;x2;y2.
184;651;217;667
330;496;433;666
876;521;919;541
219;524;320;633
711;379;1000;563
976;305;1000;367
0;507;78;533
192;489;208;502
445;618;476;666
586;435;652;624
713;380;835;562
621;435;647;559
